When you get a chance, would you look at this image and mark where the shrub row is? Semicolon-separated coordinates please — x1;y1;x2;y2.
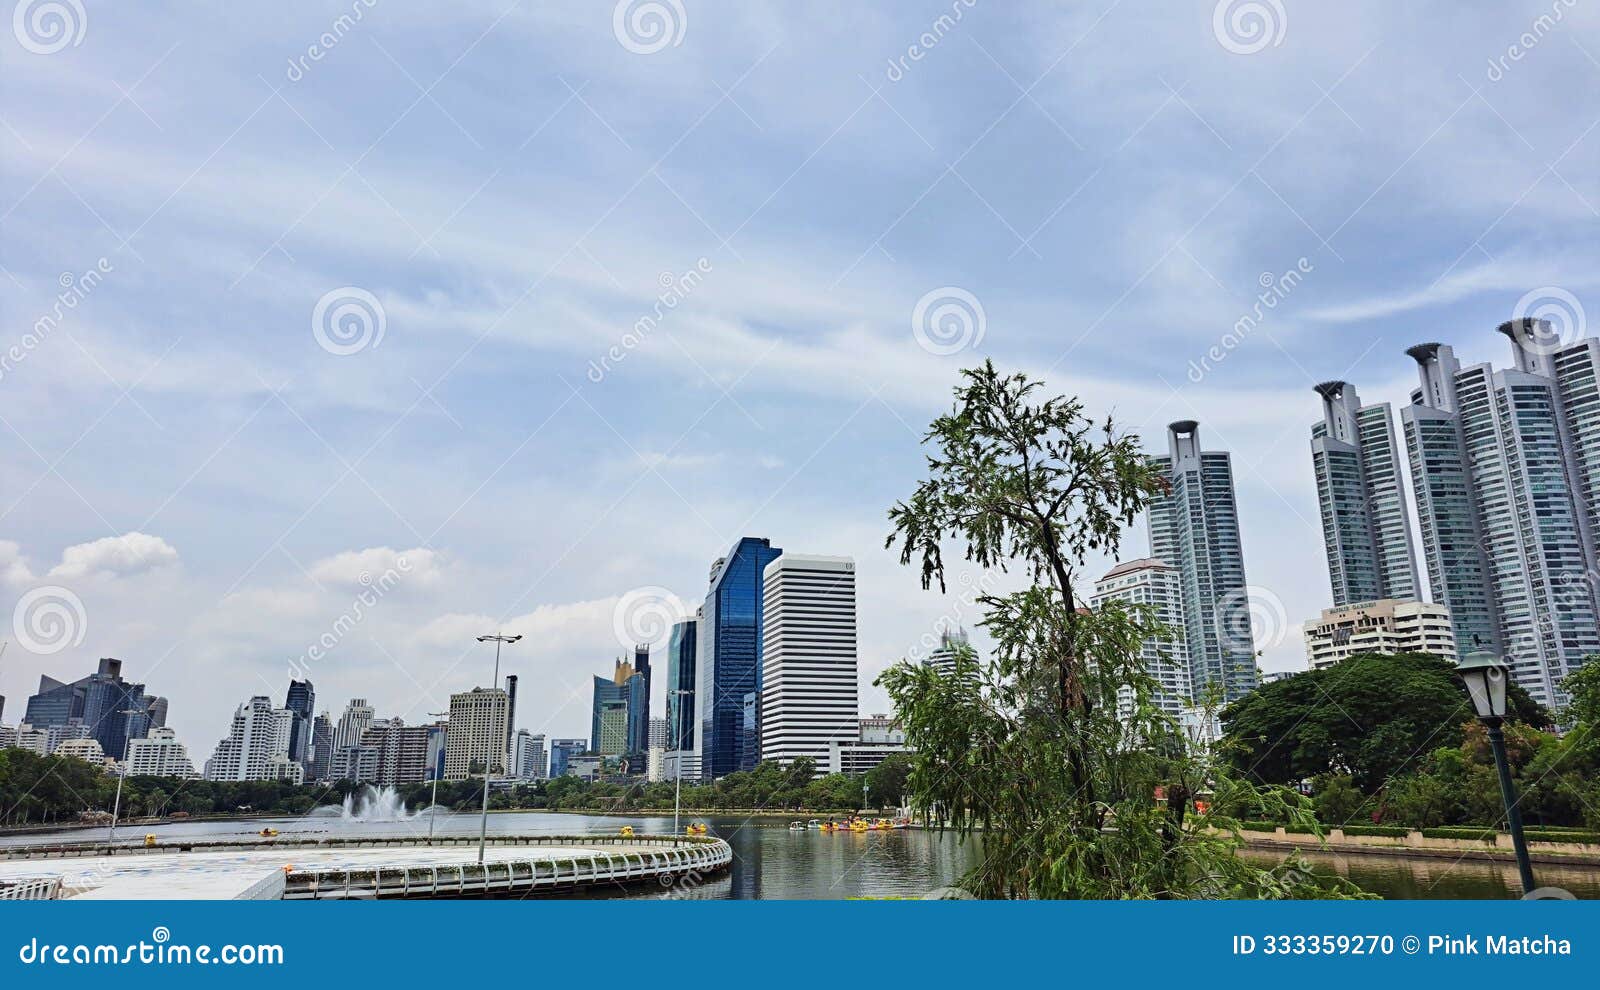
1238;820;1279;833
1336;824;1410;838
1524;830;1600;844
1420;826;1497;842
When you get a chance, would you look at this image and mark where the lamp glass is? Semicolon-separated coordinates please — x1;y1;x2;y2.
1456;652;1509;720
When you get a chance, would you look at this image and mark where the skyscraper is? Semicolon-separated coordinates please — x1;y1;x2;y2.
1310;381;1420;606
1401;327;1600;705
591;658;645;759
203;696;280;781
665;615;697;753
334;699;375;751
1091;558;1194;720
309;712;334;781
1147;422;1259;704
698;536;783;779
628;644;651;759
759;553;860;774
283;679;315;769
504;674;518;756
23;658;157;763
444;686;509;780
923;628;976;683
513;729;547;779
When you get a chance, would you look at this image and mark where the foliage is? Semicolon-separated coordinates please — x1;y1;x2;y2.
1310;775;1370;826
879;362;1358;899
1220;652;1547;792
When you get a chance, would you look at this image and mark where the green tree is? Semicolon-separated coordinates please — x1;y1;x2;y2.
879;362;1347;899
865;752;912;809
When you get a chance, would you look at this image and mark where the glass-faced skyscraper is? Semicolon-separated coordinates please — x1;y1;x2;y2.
283;679;315;769
1147;422;1259;704
665;615;697;752
1310;381;1420;606
1401;327;1600;706
698;536;782;779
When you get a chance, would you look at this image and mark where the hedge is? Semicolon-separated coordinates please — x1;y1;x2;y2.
1336;824;1410;838
1421;826;1497;842
1238;820;1279;833
1524;830;1600;844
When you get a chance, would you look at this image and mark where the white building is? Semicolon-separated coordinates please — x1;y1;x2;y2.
1302;599;1458;669
14;725;47;755
204;696;281;781
1091;558;1195;720
54;738;106;764
512;729;547;780
663;750;700;781
923;628;977;683
124;727;198;778
0;725;15;749
334;698;376;751
445;687;509;780
646;746;665;782
759;554;860;775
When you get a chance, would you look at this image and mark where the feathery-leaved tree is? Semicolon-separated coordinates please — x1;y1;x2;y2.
878;361;1356;899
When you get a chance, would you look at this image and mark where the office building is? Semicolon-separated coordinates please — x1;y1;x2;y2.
353;719;438;786
203;696;281;781
591;659;640;757
1091;558;1195;719
334;698;375;751
513;729;548;780
23;658;160;763
283;679;315;769
1310;381;1421;606
665;615;697;752
1147;421;1259;703
309;712;334;781
123;726;199;778
698;536;783;779
1402;329;1600;705
828;716;908;775
445;686;510;779
1302;599;1457;669
759;553;860;774
628;644;651;760
548;737;587;778
923;628;977;683
648;717;668;751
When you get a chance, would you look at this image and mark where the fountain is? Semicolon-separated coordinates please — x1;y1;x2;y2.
312;785;431;822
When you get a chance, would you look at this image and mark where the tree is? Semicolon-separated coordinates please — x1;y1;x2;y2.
879;362;1348;899
1221;652;1546;792
865;752;912;809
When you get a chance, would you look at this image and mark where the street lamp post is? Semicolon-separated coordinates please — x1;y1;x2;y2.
669;688;691;846
475;633;521;865
1455;651;1536;895
106;707;147;848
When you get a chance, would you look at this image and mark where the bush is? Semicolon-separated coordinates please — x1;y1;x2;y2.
1523;830;1600;844
1336;824;1410;838
1283;823;1319;834
1238;820;1279;833
1421;826;1497;842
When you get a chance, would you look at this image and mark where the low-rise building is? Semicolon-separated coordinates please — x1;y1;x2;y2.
123;727;198;778
1302;599;1457;669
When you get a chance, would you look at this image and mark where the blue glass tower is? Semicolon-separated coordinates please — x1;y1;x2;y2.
665;617;697;752
697;536;782;780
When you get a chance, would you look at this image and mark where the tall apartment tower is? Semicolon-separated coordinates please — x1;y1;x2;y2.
283;679;315;768
334;698;375;751
1401;326;1600;706
1310;382;1420;606
759;554;860;775
698;536;783;779
203;696;279;781
1147;421;1259;704
1090;558;1194;719
444;687;510;780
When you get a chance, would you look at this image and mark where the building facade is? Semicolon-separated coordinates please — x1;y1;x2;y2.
124;726;199;778
23;658;161;763
445;687;510;780
204;696;281;781
513;729;548;780
665;616;697;753
759;553;860;774
1091;558;1195;719
548;737;587;778
1402;329;1600;706
283;679;315;769
1310;381;1421;606
698;536;783;779
1302;599;1457;669
1147;422;1259;703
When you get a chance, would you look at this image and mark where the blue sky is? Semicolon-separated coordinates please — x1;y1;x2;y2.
2;0;1598;754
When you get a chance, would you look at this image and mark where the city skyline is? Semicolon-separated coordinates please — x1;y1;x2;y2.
5;3;1599;754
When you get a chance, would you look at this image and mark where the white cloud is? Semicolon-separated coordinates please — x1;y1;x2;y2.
47;532;180;581
308;547;443;588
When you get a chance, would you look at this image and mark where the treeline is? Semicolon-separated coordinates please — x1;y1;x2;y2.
397;754;913;814
1220;652;1600;831
0;749;377;827
0;747;915;829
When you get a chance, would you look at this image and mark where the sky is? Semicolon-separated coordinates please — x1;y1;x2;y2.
2;1;1598;758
